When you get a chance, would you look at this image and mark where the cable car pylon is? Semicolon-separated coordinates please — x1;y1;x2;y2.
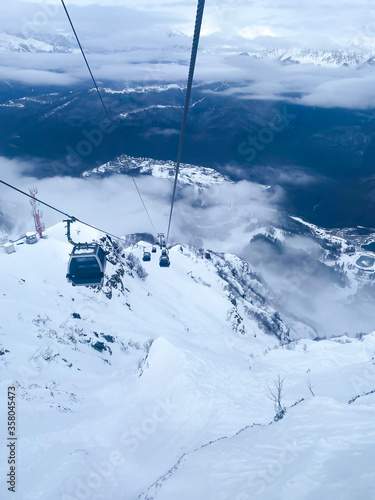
157;233;166;249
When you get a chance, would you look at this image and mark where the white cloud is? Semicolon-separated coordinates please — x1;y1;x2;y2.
239;25;290;40
1;1;375;107
0;157;278;249
299;75;375;109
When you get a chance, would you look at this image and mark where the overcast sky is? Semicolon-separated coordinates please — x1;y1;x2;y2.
1;1;375;108
3;0;374;44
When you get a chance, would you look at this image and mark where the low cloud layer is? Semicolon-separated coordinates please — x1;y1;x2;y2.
241;232;375;339
0;156;278;250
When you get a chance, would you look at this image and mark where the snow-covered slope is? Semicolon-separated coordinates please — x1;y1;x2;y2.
1;222;375;499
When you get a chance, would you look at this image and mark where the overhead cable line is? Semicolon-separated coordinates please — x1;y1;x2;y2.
0;179;126;243
60;0;158;235
166;0;205;244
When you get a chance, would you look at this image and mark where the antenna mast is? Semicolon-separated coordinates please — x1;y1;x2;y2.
29;188;45;239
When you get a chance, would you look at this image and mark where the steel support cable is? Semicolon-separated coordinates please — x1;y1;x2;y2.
0;179;126;242
166;0;205;244
60;0;158;235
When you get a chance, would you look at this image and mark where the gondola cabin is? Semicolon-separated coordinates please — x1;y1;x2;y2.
143;251;151;262
159;248;170;267
66;243;106;287
152;246;157;253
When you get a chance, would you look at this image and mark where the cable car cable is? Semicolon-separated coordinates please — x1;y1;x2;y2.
60;0;158;235
60;0;111;126
166;0;205;244
0;179;125;243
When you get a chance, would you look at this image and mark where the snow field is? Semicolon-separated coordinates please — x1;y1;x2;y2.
0;223;374;499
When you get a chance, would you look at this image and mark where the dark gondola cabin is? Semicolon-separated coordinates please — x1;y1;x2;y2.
66;244;106;287
152;246;157;253
143;251;151;262
159;248;170;267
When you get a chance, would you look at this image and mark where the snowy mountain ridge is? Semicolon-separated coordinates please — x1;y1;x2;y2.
2;30;375;67
222;46;375;67
82;154;230;188
0;31;76;53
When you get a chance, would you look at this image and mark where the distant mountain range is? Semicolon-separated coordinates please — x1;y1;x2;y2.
237;46;375;67
2;30;375;67
0;31;76;53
